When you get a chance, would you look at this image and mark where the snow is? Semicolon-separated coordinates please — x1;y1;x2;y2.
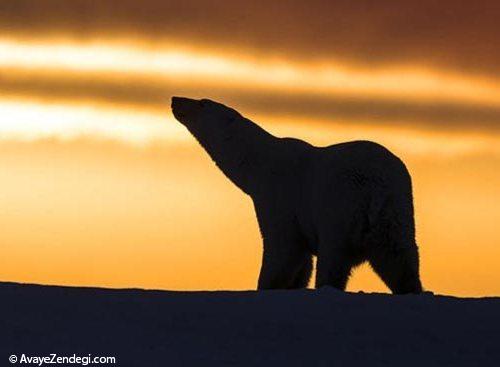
1;282;499;366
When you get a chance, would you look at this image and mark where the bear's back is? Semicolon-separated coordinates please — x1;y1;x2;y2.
317;140;407;179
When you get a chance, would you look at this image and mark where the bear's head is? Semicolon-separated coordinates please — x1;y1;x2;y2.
170;96;270;195
171;96;245;160
171;97;240;133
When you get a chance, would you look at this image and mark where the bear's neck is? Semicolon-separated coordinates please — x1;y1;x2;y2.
190;116;279;196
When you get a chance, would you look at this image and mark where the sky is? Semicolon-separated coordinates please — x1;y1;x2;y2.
0;1;499;296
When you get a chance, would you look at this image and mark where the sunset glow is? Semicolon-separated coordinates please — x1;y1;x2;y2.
1;37;500;106
0;99;186;144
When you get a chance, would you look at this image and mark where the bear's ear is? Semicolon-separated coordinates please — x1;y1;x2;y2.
171;96;202;125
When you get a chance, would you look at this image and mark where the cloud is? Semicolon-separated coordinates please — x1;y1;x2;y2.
1;3;499;134
1;0;500;76
2;71;500;133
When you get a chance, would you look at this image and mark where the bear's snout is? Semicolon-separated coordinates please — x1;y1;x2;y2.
171;96;202;124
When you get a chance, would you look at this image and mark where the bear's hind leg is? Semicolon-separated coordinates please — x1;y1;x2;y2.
291;255;313;288
368;244;422;294
315;245;355;290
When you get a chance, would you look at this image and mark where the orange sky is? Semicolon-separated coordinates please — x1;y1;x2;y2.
0;2;499;296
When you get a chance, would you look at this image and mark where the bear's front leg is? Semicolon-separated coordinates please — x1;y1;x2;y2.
252;191;313;290
254;205;312;289
258;238;312;290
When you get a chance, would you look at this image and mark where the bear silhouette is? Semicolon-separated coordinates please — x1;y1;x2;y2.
171;97;423;294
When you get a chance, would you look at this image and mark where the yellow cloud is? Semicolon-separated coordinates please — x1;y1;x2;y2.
1;37;500;107
0;98;188;145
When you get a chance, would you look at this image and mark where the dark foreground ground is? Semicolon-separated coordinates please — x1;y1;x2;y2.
1;282;499;366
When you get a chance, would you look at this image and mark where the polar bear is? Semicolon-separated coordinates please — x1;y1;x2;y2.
171;97;423;294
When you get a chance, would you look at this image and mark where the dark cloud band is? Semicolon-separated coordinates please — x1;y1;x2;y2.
2;72;499;133
1;0;500;77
